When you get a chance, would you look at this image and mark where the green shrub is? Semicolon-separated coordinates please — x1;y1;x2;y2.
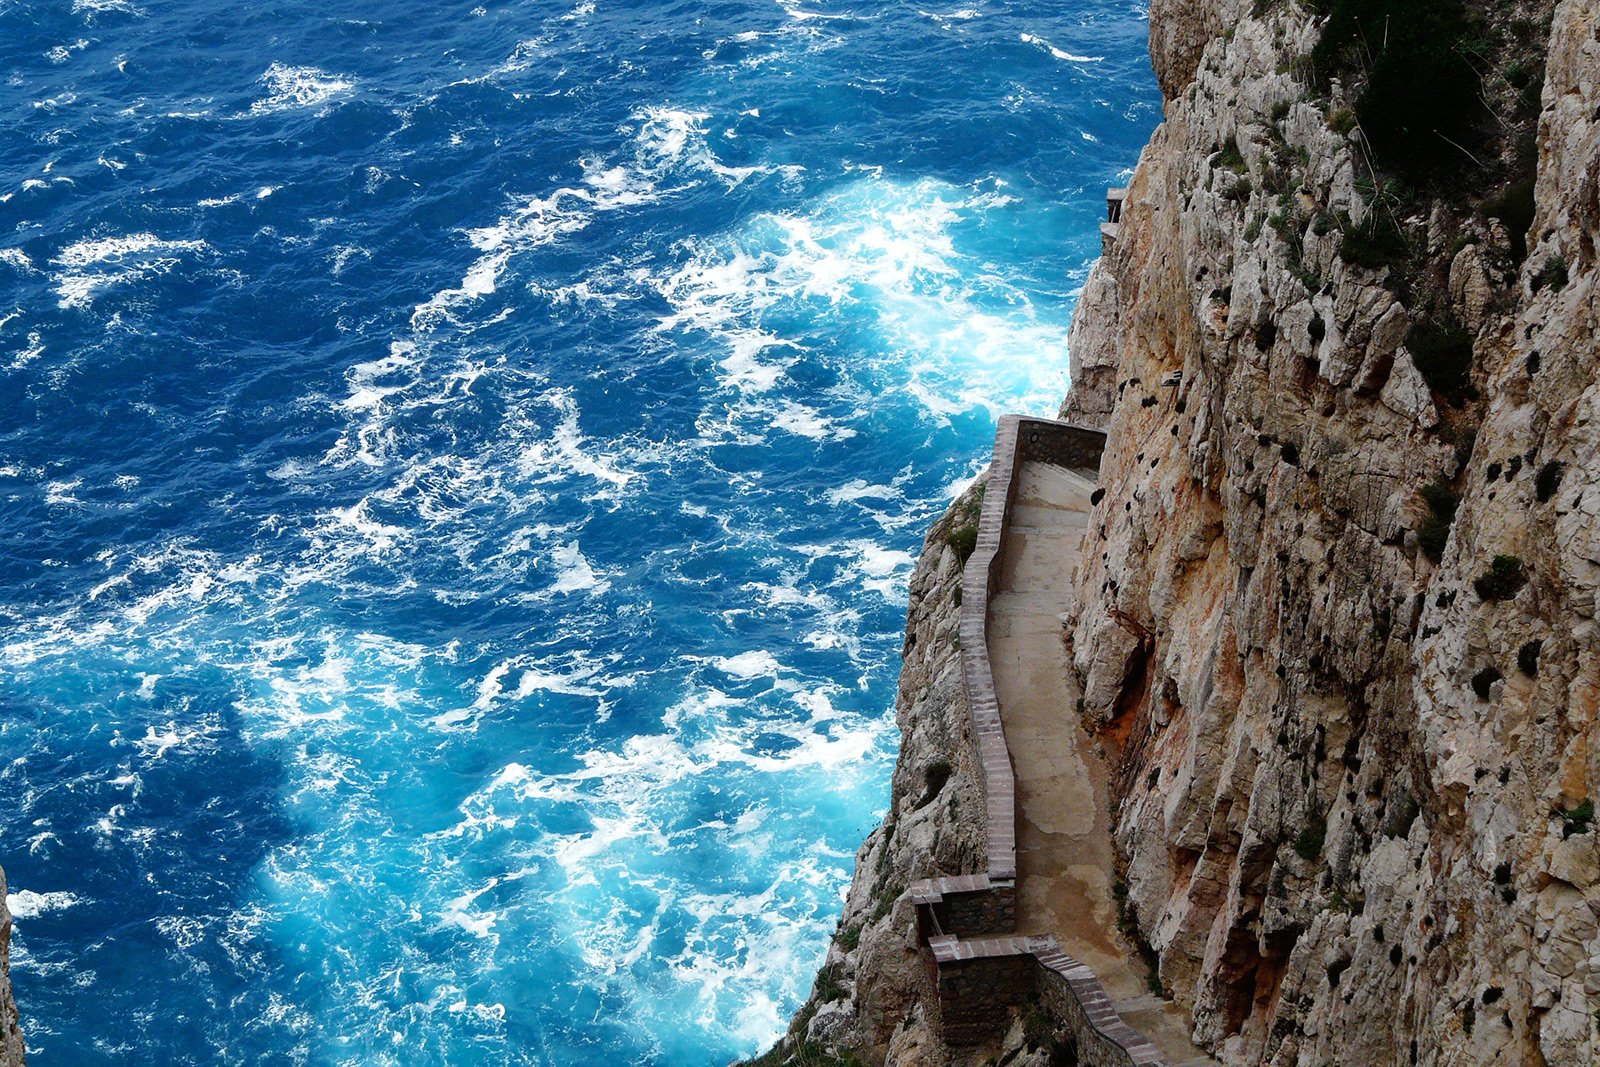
945;522;977;563
1218;135;1247;173
1407;316;1474;398
1292;825;1331;863
814;964;845;1003
1533;254;1569;294
943;485;984;563
1561;799;1594;839
1488;175;1537;264
1294;818;1327;861
1473;555;1527;601
1311;0;1487;181
1535;461;1565;503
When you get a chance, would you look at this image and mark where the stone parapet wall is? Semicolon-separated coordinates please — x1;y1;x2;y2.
904;416;1171;1065
956;415;1106;882
908;874;1015;940
928;935;1167;1066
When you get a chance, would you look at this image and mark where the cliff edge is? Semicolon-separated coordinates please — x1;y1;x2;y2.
1;868;24;1066
754;0;1599;1064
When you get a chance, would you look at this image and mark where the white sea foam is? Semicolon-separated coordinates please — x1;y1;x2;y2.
825;478;902;506
513;388;639;495
50;233;208;309
6;331;45;373
1019;32;1102;63
249;62;354;116
46;39;90;63
72;0;144;15
6;890;82;919
710;650;783;680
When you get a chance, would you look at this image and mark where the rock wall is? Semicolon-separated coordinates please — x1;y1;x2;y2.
1064;0;1600;1064
1;867;25;1066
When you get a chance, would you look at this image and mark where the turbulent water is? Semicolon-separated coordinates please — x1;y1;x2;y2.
0;1;1156;1062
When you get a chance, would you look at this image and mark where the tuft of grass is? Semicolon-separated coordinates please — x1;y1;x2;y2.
943;485;985;564
1217;135;1246;173
869;883;902;925
1339;210;1409;270
1532;254;1569;294
1473;555;1527;601
814;964;845;1003
1327;106;1357;136
1561;799;1594;839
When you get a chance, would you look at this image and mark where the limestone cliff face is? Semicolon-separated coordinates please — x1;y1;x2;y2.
1;868;24;1066
758;2;1598;1065
1065;1;1600;1064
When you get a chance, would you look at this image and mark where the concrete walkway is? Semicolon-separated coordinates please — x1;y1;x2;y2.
988;461;1216;1067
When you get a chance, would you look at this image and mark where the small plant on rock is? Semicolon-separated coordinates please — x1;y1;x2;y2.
1407;316;1475;399
1474;555;1527;601
1532;254;1569;294
1294;818;1327;861
1561;799;1594;839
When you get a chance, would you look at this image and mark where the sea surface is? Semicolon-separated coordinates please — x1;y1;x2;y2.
0;1;1156;1062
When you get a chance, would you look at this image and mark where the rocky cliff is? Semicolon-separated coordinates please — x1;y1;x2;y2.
753;1;1599;1064
1;868;24;1066
1065;0;1599;1062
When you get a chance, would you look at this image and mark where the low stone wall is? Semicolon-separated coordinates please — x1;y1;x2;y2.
909;874;1014;940
951;416;1107;886
928;935;1167;1067
904;416;1171;1066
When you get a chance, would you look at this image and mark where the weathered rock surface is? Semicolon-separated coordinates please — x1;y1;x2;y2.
1;868;24;1067
1064;0;1600;1063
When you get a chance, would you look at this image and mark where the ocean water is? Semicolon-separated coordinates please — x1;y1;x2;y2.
0;1;1157;1062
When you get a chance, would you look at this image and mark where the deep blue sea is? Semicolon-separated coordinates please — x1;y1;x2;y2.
0;1;1156;1062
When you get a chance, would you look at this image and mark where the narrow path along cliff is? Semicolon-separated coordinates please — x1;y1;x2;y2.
993;461;1213;1066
